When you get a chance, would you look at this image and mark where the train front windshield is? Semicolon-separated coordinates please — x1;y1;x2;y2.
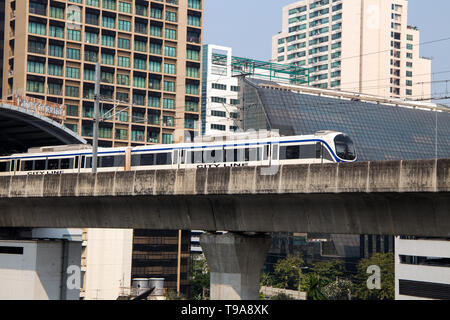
334;134;356;161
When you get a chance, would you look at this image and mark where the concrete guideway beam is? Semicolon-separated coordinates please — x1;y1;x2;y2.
0;159;449;236
200;232;272;300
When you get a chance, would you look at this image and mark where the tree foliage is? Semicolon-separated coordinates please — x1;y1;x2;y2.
190;254;210;300
262;252;394;301
304;274;327;300
322;279;353;300
309;260;345;285
272;254;305;290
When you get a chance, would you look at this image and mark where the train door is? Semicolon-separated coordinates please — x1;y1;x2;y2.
15;160;20;176
79;155;87;173
261;143;271;167
271;143;279;166
173;149;180;169
316;142;323;164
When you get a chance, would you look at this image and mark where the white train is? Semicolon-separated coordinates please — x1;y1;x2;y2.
0;131;357;176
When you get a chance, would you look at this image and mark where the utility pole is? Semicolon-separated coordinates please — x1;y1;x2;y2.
92;62;100;173
177;229;182;296
435;106;438;159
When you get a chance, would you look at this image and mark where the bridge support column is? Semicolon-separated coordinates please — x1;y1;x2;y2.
200;232;272;300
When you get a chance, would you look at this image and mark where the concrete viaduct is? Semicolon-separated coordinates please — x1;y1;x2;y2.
0;159;449;299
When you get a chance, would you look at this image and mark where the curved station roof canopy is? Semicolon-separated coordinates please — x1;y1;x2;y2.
0;103;86;156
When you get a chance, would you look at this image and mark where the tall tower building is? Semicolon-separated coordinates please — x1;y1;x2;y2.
2;0;203;146
272;0;431;100
0;0;202;300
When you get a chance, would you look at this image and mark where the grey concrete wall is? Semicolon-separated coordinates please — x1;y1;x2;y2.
0;159;449;236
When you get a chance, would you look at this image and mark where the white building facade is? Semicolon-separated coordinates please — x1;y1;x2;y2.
395;237;450;300
201;44;241;136
0;236;82;300
80;228;133;300
272;0;431;100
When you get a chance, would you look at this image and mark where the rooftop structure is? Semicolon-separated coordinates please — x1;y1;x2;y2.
240;78;450;161
201;44;309;136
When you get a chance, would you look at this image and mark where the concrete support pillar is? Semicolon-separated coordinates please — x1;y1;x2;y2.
200;232;272;300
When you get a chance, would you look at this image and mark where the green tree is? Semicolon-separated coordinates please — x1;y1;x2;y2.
272;254;305;290
322;278;353;300
309;260;346;286
304;274;327;300
260;272;274;287
353;253;395;300
190;254;210;300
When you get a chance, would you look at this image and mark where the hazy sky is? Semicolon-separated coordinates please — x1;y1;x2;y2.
204;0;450;103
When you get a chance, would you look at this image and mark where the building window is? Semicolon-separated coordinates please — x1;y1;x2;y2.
163;81;175;92
211;124;226;131
66;48;80;60
65;85;79;97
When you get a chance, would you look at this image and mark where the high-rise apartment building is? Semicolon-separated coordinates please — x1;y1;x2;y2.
0;0;202;300
2;0;203;147
272;0;431;99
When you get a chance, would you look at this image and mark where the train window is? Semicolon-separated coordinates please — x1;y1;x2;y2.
74;156;79;169
323;148;334;162
0;161;10;172
180;150;186;164
60;158;73;169
272;144;279;160
245;148;261;162
100;156;115;168
22;160;33;171
11;160;15;172
300;144;316;159
316;143;322;159
280;146;300;160
156;153;172;165
85;157;100;169
263;145;269;160
185;151;203;164
334;134;356;161
131;154;141;166
140;154;155;166
48;159;60;170
80;156;85;169
224;149;238;162
35;160;46;171
203;149;223;163
194;151;203;163
115;155;125;167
